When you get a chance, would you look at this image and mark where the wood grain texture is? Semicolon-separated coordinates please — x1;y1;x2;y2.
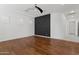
0;36;79;55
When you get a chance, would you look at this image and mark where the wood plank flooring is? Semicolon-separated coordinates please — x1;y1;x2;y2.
0;36;79;55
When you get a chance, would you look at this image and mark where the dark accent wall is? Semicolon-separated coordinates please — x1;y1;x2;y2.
35;14;50;37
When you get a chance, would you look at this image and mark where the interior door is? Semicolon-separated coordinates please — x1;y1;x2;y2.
35;14;50;37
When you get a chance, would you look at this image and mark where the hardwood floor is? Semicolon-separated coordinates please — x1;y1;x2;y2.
0;36;79;55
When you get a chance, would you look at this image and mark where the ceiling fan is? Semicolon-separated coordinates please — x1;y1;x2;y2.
25;4;43;14
35;4;43;13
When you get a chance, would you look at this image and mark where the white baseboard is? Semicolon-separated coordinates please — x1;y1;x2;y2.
0;35;34;42
34;35;51;38
34;35;79;43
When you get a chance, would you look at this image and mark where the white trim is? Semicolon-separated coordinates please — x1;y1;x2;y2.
35;35;51;38
0;35;34;42
35;35;79;43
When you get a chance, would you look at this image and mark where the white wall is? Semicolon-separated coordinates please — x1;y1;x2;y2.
0;5;34;41
51;12;79;42
64;16;79;42
51;13;67;39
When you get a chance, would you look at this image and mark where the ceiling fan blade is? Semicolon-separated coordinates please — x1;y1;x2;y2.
35;6;43;13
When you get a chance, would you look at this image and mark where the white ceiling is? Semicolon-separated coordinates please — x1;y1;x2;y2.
0;4;79;17
37;4;79;13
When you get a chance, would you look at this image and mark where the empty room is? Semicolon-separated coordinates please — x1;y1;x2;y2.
0;4;79;55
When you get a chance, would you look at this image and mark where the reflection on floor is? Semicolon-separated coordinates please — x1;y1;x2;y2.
0;36;79;55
